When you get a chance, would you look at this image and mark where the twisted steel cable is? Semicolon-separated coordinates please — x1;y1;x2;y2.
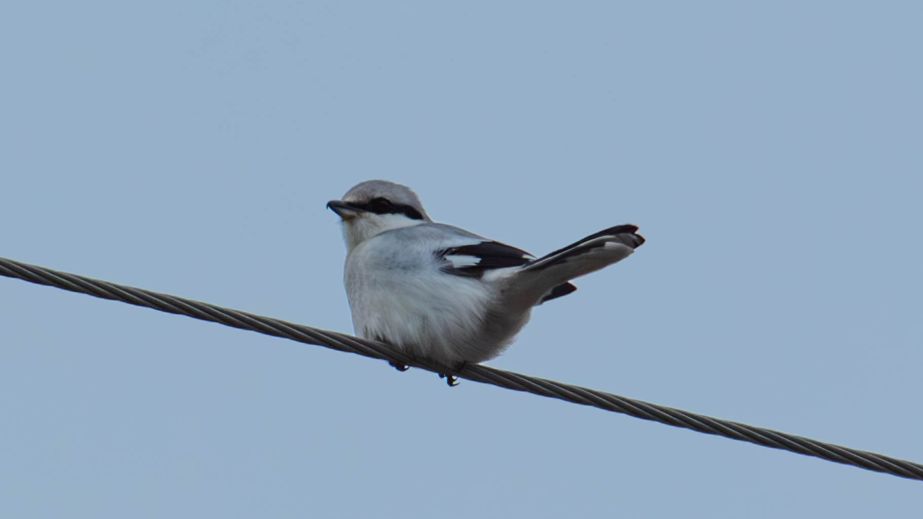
1;255;921;482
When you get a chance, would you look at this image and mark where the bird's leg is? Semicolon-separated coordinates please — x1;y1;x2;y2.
438;362;467;387
437;372;459;386
388;361;409;372
373;333;410;372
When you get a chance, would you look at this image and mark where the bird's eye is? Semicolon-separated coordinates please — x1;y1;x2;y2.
368;197;393;213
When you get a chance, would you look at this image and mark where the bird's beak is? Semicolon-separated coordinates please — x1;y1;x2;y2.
327;200;362;220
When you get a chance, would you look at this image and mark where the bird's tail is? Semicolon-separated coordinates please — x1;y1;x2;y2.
505;224;645;307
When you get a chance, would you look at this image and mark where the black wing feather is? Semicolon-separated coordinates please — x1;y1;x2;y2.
440;240;576;304
441;241;532;278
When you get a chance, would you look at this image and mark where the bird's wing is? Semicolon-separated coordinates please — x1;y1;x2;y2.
439;238;576;304
441;240;533;277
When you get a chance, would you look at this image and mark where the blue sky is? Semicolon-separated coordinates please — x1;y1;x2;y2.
1;2;921;517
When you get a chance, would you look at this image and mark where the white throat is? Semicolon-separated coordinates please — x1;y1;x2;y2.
341;213;424;252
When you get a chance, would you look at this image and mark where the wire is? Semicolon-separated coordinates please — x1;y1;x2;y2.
1;255;921;482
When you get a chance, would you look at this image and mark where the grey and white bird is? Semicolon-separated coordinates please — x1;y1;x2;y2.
328;180;644;385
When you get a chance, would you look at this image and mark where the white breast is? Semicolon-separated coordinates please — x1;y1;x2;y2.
343;226;504;368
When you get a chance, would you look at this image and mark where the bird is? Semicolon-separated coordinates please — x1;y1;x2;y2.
328;180;645;385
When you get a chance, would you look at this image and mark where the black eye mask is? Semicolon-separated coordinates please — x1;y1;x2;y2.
357;197;425;220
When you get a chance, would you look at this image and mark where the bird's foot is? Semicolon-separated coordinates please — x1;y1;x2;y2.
389;361;409;372
438;372;459;387
438;362;466;387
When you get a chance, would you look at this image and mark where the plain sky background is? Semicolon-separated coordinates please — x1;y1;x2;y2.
1;1;921;517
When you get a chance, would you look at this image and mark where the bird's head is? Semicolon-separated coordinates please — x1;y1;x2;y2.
328;180;431;251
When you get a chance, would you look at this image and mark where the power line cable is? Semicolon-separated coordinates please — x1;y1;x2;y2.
1;255;921;482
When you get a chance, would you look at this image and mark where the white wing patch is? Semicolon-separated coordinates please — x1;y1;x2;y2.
444;254;482;269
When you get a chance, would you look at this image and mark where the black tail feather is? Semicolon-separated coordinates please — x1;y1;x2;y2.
538;282;577;304
532;224;645;267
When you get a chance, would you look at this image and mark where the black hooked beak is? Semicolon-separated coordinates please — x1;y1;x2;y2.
327;200;363;219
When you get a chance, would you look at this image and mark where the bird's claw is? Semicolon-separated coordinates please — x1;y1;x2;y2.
438;373;459;387
389;361;409;372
